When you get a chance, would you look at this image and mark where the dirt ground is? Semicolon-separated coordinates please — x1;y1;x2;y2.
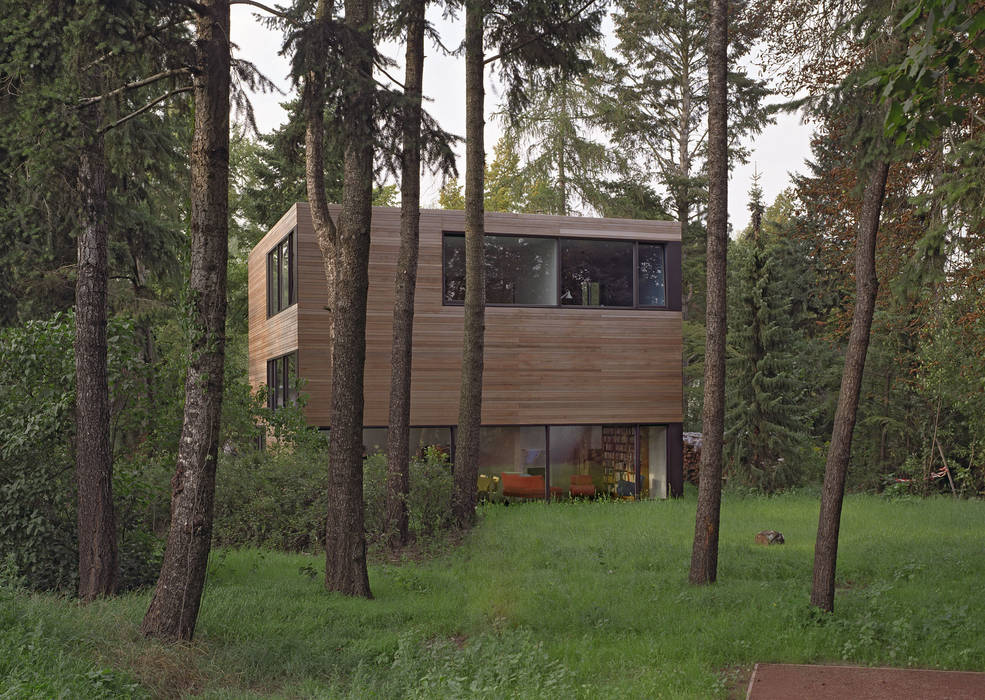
745;663;985;699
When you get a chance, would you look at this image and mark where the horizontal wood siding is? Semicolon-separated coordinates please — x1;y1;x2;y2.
251;203;684;427
248;205;300;395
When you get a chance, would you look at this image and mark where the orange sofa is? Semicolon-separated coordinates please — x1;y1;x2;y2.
501;473;562;500
569;474;596;498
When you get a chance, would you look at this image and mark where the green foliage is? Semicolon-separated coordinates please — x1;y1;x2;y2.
363;447;455;542
725;183;812;490
0;313;173;591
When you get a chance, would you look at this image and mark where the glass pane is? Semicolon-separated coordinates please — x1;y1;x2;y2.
362;428;388;456
638;243;666;306
641;426;667;499
443;234;466;302
602;425;637;498
286;353;298;406
280;240;290;311
560;239;634;307
478;426;547;501
267;250;275;316
275;357;285;408
549;426;603;497
409;427;452;461
485;236;558;305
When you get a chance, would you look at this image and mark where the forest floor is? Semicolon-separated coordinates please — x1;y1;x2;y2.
2;492;985;698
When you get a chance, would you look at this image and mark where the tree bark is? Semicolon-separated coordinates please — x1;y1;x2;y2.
75;98;119;601
141;0;230;640
810;159;889;612
384;0;426;550
305;0;338;311
688;0;727;586
452;0;486;530
324;0;374;598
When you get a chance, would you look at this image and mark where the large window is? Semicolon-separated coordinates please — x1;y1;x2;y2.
560;238;634;307
267;231;296;317
443;234;558;305
442;233;668;309
266;352;297;409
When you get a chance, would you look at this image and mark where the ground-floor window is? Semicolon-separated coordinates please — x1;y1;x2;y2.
358;423;679;501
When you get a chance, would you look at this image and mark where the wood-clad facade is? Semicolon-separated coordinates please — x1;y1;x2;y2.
248;203;685;497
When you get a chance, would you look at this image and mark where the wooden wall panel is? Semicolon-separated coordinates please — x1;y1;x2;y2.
248;206;301;394
250;204;684;428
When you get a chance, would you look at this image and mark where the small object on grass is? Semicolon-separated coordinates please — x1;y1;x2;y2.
755;530;785;545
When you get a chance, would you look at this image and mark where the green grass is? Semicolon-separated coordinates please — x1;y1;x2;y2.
2;493;985;698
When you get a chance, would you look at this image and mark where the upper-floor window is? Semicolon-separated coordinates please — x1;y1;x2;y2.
442;233;668;309
267;351;297;409
444;234;558;305
267;231;295;317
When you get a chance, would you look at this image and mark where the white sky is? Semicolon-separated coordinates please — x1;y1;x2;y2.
230;5;814;233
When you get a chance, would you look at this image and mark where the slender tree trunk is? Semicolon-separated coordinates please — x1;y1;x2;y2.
452;0;486;530
324;0;374;597
384;0;426;550
141;0;230;640
810;159;889;612
305;0;338;309
689;0;727;586
75;100;118;601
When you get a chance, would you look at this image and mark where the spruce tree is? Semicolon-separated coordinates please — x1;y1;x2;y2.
725;173;808;492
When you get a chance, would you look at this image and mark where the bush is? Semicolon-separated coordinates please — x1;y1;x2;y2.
0;313;164;592
214;443;455;552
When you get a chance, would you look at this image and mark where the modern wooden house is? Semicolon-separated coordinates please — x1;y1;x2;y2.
248;203;684;499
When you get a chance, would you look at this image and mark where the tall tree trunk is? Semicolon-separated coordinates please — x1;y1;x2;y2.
141;0;230;640
810;159;889;612
75;100;119;601
384;0;426;550
324;0;374;597
452;0;486;530
688;0;727;586
306;0;338;310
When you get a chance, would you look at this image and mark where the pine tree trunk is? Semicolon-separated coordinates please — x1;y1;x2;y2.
810;159;889;612
452;0;486;530
75;101;119;601
141;0;230;640
306;0;337;310
384;0;426;550
324;0;374;597
689;0;727;586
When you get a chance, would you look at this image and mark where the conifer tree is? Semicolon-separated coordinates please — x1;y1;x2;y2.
725;173;808;491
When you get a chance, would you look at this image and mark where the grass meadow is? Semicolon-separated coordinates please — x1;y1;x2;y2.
2;492;985;698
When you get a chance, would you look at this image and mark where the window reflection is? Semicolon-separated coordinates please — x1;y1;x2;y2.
560;239;634;307
638;243;666;306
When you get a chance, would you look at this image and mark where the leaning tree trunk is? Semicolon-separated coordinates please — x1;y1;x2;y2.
810;159;889;612
141;0;230;640
75;99;119;601
384;0;426;550
324;0;375;598
688;0;727;586
452;0;486;530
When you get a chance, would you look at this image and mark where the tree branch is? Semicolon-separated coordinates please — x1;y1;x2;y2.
171;0;209;15
483;0;601;66
230;0;298;23
99;86;193;134
80;68;191;105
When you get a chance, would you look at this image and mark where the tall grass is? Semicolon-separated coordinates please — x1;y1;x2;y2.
2;493;984;698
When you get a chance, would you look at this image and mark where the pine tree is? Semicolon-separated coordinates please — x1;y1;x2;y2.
725;173;808;491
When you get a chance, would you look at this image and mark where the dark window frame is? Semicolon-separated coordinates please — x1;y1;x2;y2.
266;229;297;318
266;350;298;410
441;231;670;310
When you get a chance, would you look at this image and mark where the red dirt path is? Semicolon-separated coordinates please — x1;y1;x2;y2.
746;663;985;699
